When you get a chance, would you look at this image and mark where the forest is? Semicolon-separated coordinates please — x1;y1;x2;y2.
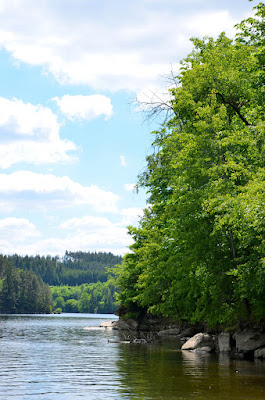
50;280;119;314
7;251;122;286
0;255;52;313
0;252;121;314
116;2;265;328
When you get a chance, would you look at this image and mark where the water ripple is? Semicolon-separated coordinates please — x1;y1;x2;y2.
1;314;265;400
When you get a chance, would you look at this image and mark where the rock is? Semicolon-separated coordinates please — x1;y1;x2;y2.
234;330;265;355
218;332;231;352
254;348;265;359
157;328;181;337
179;327;198;338
180;336;191;343
99;321;117;329
181;333;215;352
138;316;171;332
194;346;213;353
112;318;138;331
132;338;147;344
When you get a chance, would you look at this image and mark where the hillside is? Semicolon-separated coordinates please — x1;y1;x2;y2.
7;251;122;286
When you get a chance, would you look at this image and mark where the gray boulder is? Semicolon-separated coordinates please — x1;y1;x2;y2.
113;318;138;331
234;330;265;355
181;333;215;352
179;327;198;338
254;348;265;359
157;328;181;337
218;332;231;352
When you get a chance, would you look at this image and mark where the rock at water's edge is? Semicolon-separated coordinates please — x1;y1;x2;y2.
254;348;265;358
112;318;139;331
218;332;231;353
194;346;213;353
99;321;117;329
181;333;215;352
234;330;265;355
157;328;181;337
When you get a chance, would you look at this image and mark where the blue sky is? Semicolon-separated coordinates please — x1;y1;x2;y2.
0;0;255;256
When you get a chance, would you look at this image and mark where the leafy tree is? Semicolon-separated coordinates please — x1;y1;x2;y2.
50;278;120;314
65;299;79;313
117;3;265;327
79;292;91;313
53;296;65;310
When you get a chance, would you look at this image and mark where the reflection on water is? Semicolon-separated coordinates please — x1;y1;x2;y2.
0;314;265;399
116;341;265;400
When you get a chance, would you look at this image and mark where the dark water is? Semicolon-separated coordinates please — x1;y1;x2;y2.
0;314;265;399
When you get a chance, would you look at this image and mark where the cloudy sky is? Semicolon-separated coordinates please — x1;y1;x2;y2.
0;0;254;256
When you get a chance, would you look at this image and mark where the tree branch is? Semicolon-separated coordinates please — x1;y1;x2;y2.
216;92;251;126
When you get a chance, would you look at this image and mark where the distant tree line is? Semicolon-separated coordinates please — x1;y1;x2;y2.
7;251;122;286
0;256;52;314
0;251;122;314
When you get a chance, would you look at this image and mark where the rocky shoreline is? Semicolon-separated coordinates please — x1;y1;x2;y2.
110;316;265;360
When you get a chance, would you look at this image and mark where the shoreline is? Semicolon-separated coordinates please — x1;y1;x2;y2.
110;316;265;360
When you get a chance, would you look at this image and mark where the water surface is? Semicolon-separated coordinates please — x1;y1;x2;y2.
0;314;264;399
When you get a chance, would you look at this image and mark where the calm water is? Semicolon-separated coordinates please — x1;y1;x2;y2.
0;314;265;399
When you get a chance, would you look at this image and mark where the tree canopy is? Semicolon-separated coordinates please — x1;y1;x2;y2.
7;251;122;286
3;251;121;314
50;279;119;314
117;2;265;327
0;256;52;314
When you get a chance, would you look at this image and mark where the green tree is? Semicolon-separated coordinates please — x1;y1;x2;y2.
1;261;21;312
65;299;79;313
0;257;52;314
117;3;265;327
79;292;91;313
54;296;65;310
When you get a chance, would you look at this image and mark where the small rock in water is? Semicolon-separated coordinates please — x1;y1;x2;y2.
132;338;147;344
99;321;116;329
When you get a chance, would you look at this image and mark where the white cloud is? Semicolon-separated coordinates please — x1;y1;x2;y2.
120;155;127;167
53;94;113;121
0;171;119;212
0;217;40;254
0;1;244;92
0;97;76;168
0;215;132;256
58;215;133;255
187;11;237;37
124;183;136;192
120;207;144;225
0;209;144;257
60;216;129;251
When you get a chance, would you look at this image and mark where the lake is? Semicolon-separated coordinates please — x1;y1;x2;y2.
0;313;265;399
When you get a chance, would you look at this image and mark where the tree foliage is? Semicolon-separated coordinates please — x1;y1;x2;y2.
117;3;265;327
50;278;119;314
7;251;122;286
0;256;52;313
3;251;121;314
